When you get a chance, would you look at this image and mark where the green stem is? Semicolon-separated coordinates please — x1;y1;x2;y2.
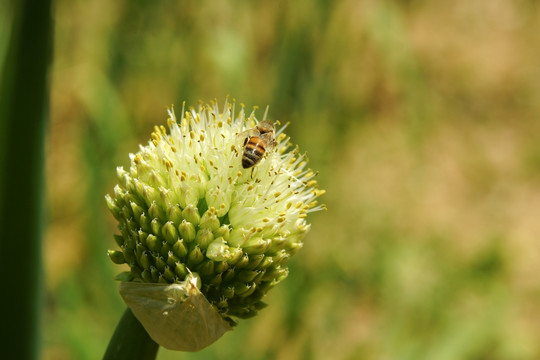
0;0;52;358
103;308;160;360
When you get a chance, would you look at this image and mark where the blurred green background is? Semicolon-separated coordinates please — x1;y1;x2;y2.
4;0;540;359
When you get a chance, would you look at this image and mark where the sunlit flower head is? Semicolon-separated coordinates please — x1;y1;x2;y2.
106;100;325;323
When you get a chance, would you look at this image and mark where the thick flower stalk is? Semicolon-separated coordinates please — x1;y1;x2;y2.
106;100;324;326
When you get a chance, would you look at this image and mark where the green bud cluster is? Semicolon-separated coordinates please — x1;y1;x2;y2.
107;193;294;320
106;101;324;324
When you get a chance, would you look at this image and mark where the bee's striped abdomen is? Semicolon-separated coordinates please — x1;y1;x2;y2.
242;136;266;169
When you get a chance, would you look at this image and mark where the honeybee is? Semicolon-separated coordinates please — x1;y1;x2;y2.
240;120;276;169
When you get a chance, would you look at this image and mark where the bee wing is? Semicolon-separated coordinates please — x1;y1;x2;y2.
262;132;277;151
237;128;260;147
238;128;260;139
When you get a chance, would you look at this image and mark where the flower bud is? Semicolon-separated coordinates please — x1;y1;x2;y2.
113;234;124;247
113;185;125;203
236;269;260;282
222;286;235;299
271;250;289;266
155;256;167;272
233;254;250;269
174;262;188;280
259;256;274;269
222;269;235;283
214;225;230;241
267;236;287;253
182;204;200;226
246;254;265;270
253;270;266;283
214;260;229;274
243;237;270;255
108;250;126;264
150;218;162;237
233;282;256;297
195;228;214;250
167;204;183;225
138;230;149;246
139;213;151;233
210;273;223;286
142;185;159;208
145;234;161;253
228;228;247;247
150;266;160;282
130;265;142;279
286;242;303;255
162;221;178;245
139;251;152;270
167;251;180;267
148;201;163;220
199;208;220;232
123;233;136;251
141;269;152;282
105;195;122;220
262;266;288;282
178;220;196;243
160;242;171;258
197;260;215;279
163;266;176;282
172;239;188;259
130;201;144;221
122;247;136;264
135;243;146;260
188;245;204;267
227;247;243;266
121;205;132;221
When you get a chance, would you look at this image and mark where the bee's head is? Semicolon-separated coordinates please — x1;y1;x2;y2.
256;120;275;134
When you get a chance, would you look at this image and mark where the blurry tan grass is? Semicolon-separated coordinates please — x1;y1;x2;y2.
41;0;540;359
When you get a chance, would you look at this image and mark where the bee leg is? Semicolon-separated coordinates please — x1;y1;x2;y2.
250;167;254;179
